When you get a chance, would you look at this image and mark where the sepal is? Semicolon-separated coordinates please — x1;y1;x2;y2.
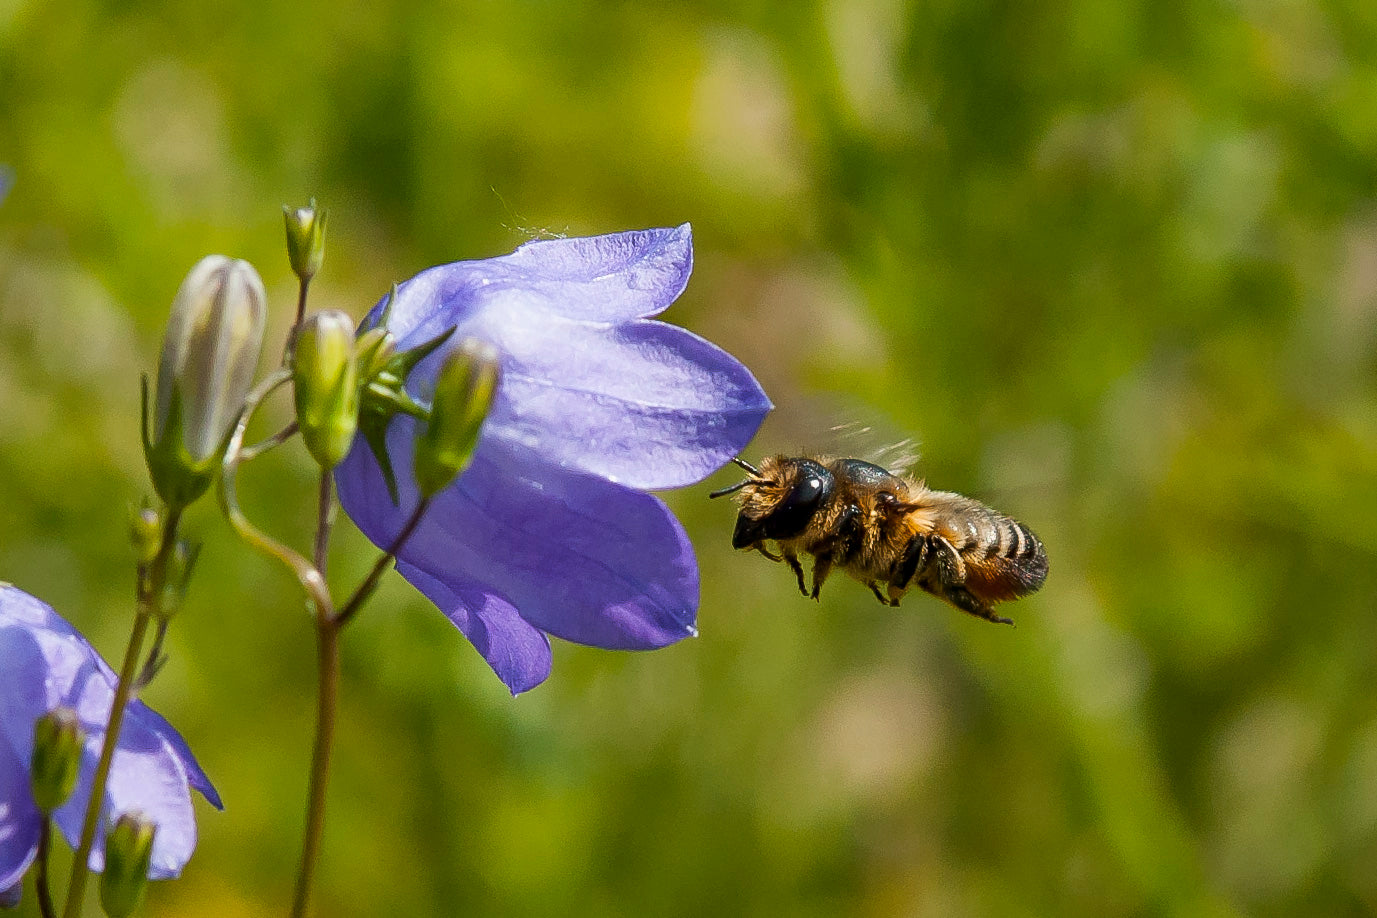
354;303;457;505
30;707;84;815
100;813;156;918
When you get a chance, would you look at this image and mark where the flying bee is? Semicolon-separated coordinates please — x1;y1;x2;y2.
710;455;1048;624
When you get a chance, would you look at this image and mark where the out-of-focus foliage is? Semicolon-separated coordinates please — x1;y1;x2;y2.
3;0;1376;914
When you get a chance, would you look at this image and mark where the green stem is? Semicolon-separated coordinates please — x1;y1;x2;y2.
62;507;180;918
313;472;335;575
282;276;312;367
240;420;299;463
36;818;56;918
220;370;332;616
334;497;430;628
289;491;430;914
60;612;151;918
289;612;340;918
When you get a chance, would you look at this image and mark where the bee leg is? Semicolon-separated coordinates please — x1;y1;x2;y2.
753;544;783;563
810;556;833;601
926;538;1013;626
943;585;1014;626
784;552;808;597
867;581;895;606
892;536;929;590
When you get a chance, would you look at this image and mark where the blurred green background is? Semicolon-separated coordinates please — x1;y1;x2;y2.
4;0;1377;915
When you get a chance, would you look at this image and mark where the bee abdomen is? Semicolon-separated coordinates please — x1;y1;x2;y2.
946;511;1048;593
992;518;1048;591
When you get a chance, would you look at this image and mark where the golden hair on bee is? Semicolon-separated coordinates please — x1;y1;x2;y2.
711;455;1048;624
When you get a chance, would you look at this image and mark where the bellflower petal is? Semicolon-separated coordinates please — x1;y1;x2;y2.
0;740;41;891
362;224;769;488
337;226;770;693
395;563;553;695
0;881;20;908
0;586;219;885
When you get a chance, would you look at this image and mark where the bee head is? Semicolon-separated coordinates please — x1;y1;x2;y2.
712;456;833;548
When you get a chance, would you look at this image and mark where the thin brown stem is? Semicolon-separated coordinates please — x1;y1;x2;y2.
281;277;312;367
36;818;56;918
288;614;340;918
295;277;310;328
334;497;430;628
61;508;180;918
60;612;151;918
313;473;335;576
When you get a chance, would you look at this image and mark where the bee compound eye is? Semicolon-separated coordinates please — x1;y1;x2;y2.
730;460;834;546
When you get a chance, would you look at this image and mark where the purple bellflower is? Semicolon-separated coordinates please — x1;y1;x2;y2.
336;225;770;694
0;585;221;897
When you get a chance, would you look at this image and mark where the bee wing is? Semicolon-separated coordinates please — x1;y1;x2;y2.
825;420;921;476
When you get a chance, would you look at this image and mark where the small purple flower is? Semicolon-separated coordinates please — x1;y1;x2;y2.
0;585;221;895
336;225;771;693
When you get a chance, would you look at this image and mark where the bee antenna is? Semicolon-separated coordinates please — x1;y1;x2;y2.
730;456;763;476
708;481;750;499
710;456;773;499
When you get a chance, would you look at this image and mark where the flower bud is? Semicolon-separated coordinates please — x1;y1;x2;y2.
154;538;200;621
414;339;500;498
144;256;267;509
0;881;19;909
100;813;156;918
293;310;360;468
128;503;163;565
283;201;327;283
30;708;85;815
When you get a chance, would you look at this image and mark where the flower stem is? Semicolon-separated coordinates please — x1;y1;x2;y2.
36;818;56;918
60;612;151;918
220;370;332;615
281;276;312;368
334;497;430;628
313;472;335;575
289;613;340;918
289;493;431;915
62;507;179;917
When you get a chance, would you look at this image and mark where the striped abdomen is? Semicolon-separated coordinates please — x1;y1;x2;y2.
925;492;1048;601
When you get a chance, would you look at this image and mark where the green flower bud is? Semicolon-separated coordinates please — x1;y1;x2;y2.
100;813;156;918
144;256;267;509
292;310;360;469
154;538;200;621
30;707;85;815
414;339;500;498
283;201;327;283
128;503;162;565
